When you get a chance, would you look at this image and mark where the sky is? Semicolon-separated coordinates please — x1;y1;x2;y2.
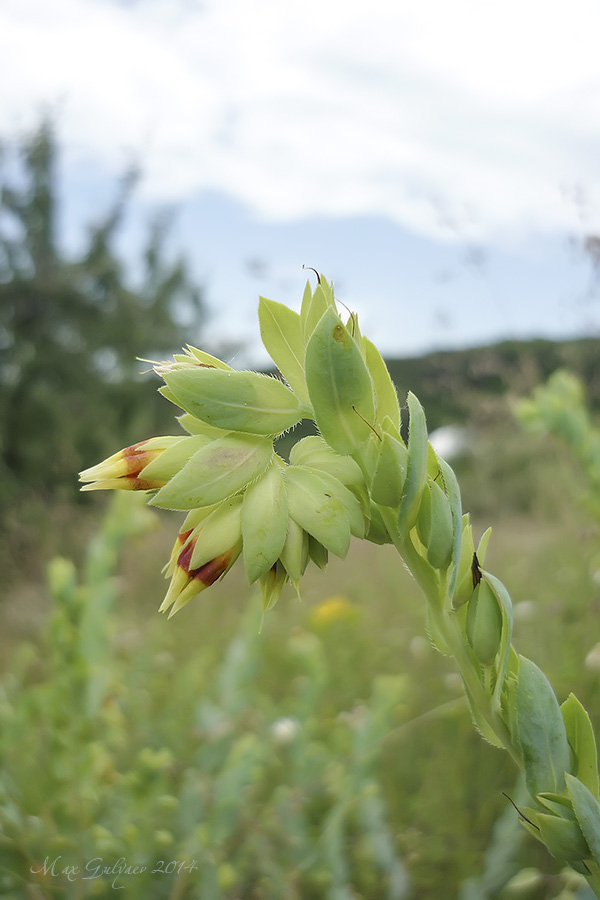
2;0;600;364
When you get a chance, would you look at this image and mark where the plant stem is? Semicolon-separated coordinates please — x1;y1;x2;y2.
378;505;522;769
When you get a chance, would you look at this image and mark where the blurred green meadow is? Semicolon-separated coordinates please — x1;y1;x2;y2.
2;399;600;900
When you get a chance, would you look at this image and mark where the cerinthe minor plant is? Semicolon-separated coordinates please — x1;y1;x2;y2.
81;274;600;892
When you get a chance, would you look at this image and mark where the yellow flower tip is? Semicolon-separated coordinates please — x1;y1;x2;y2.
159;540;241;617
79;440;168;491
80;479;129;492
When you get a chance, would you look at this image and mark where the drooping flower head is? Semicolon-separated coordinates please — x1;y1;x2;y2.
80;275;407;615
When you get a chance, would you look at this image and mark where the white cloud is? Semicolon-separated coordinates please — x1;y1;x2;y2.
2;0;600;240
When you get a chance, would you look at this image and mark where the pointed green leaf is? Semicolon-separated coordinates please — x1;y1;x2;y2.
562;694;599;798
162;368;303;436
305;308;375;454
538;791;577;819
258;297;310;405
150;434;273;509
177;413;231;438
242;463;289;583
567;773;600;868
363;337;401;430
516;656;571;797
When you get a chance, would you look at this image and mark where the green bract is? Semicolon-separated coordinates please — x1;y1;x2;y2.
258;297;310;406
516;656;571;797
284;465;351;559
242;462;288;583
150;433;273;509
162;368;303;436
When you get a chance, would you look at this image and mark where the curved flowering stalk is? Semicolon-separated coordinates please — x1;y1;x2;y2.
80;276;600;892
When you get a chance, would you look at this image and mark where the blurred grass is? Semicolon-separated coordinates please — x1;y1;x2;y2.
2;398;600;898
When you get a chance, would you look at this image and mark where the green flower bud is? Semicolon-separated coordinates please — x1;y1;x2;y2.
416;479;454;570
537;813;590;863
161;367;303;436
284;465;351;558
466;579;503;666
150;433;273;509
189;496;243;570
308;535;329;569
279;518;310;589
300;276;337;341
305;308;376;454
397;393;428;532
259;560;289;613
242;462;289;583
365;503;392;544
371;432;407;507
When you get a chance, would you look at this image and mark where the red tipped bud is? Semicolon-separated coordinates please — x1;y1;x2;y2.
79;437;183;492
160;531;241;618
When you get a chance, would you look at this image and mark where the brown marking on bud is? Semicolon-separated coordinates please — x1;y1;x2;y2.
191;551;232;586
177;537;197;573
122;441;165;477
123;474;166;491
178;528;194;546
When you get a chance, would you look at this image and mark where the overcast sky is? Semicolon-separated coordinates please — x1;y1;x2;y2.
2;0;600;362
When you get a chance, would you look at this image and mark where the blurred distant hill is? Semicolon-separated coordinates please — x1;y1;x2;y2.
383;336;600;432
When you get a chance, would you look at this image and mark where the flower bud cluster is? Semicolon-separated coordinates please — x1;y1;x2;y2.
80;277;406;616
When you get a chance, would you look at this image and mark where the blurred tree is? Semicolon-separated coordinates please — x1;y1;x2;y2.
0;121;205;509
